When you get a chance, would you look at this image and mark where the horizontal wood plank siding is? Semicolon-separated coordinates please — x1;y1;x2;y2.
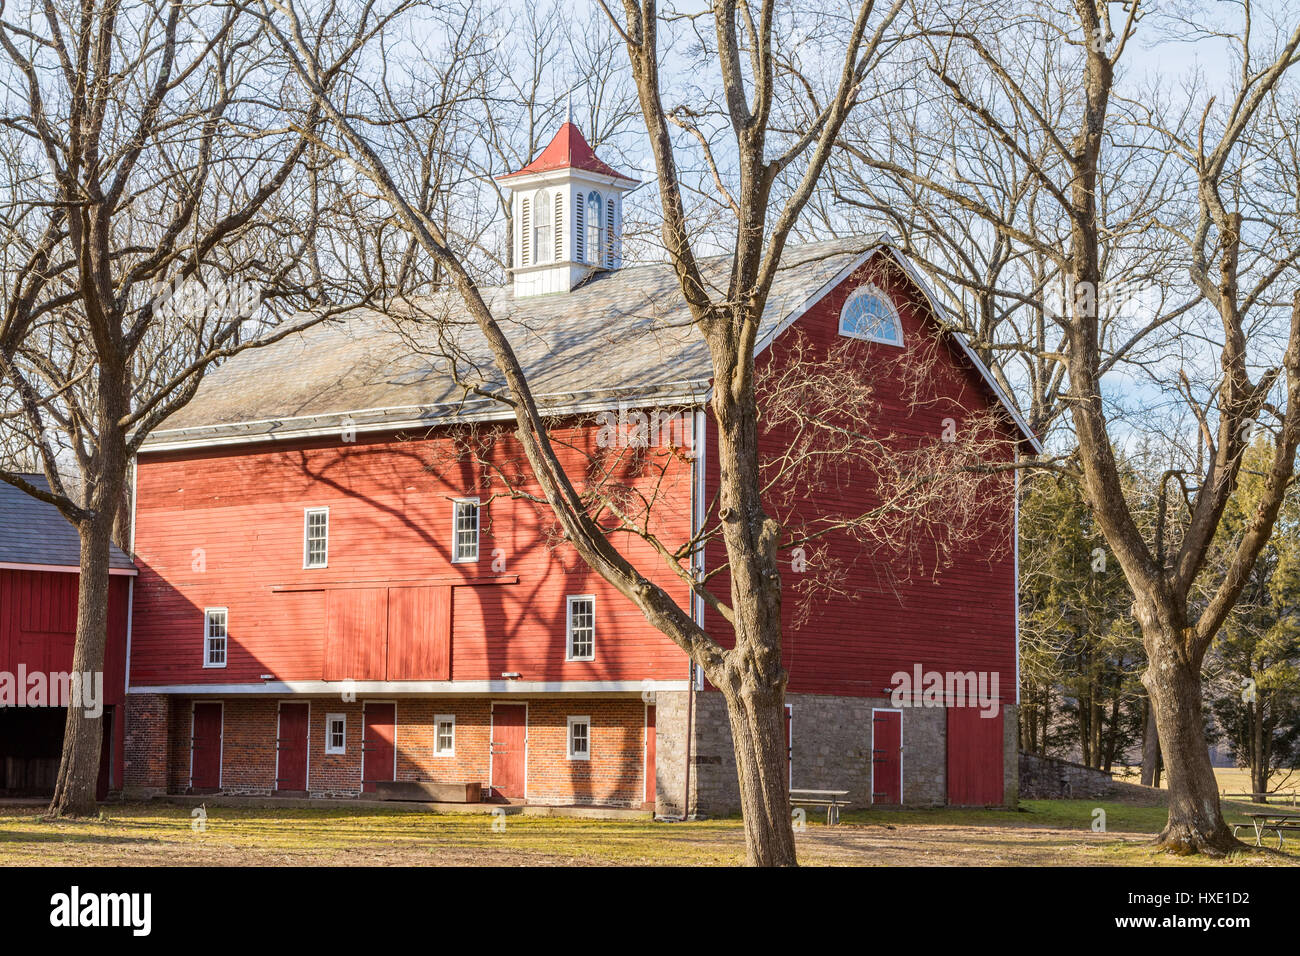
130;426;693;686
703;255;1018;700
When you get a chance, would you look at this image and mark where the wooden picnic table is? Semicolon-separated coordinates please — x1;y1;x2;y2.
1235;811;1300;848
789;788;851;826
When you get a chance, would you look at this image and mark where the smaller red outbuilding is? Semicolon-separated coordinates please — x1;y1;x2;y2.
0;475;135;798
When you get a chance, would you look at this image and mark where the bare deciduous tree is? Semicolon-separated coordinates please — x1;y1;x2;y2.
838;0;1300;853
0;0;350;815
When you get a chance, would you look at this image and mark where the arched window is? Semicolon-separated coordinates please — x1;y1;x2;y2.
533;189;553;264
586;191;603;265
838;284;903;346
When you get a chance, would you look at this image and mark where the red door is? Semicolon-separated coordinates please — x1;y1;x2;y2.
96;706;114;801
644;705;656;804
362;703;396;793
785;705;793;789
872;710;902;804
947;706;1004;805
276;703;310;792
491;704;527;799
191;703;223;791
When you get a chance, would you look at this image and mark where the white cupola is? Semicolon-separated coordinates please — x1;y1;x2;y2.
497;121;636;297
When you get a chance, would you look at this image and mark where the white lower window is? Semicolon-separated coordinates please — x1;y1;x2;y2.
567;716;590;761
435;715;455;756
325;714;346;754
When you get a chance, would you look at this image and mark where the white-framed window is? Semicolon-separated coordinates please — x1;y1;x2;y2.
533;188;553;264
304;507;329;568
452;498;480;563
838;283;904;346
585;190;602;265
566;595;595;661
203;608;228;668
434;715;455;756
567;716;591;760
325;713;346;754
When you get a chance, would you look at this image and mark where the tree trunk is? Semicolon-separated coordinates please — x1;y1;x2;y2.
47;414;126;817
719;678;796;867
1140;694;1161;787
47;509;115;817
1251;701;1267;803
1142;634;1237;854
707;356;798;866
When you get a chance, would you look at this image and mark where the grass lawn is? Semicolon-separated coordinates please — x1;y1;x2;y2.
0;797;1296;866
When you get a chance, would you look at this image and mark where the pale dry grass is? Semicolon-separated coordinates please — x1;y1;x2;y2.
0;802;1296;867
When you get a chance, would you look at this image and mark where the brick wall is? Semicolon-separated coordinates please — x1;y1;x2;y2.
140;694;649;806
122;693;170;797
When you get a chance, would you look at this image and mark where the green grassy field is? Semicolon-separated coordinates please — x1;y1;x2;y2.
0;798;1294;867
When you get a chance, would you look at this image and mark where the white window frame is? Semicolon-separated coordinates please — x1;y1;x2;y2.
303;506;329;569
452;497;480;563
434;714;456;756
325;713;346;755
838;283;904;347
565;594;595;661
203;607;228;668
567;715;591;761
533;188;553;264
585;190;602;265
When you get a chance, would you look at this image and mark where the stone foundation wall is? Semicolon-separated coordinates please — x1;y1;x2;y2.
654;689;1018;817
1018;752;1119;799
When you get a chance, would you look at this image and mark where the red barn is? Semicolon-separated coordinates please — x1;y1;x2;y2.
123;123;1038;812
0;476;134;798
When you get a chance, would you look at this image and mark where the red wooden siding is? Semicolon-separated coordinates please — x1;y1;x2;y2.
946;705;1004;805
130;424;694;687
701;253;1019;701
0;569;129;701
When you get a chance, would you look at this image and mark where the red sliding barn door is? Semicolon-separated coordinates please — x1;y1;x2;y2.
276;703;310;792
491;704;527;799
386;586;451;680
190;702;223;791
947;705;1004;805
362;703;396;793
872;710;902;804
323;588;388;681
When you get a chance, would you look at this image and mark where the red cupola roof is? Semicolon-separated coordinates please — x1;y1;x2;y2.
498;122;636;182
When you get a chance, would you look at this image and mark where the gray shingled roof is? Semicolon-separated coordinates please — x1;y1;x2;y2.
0;476;136;571
143;236;884;448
